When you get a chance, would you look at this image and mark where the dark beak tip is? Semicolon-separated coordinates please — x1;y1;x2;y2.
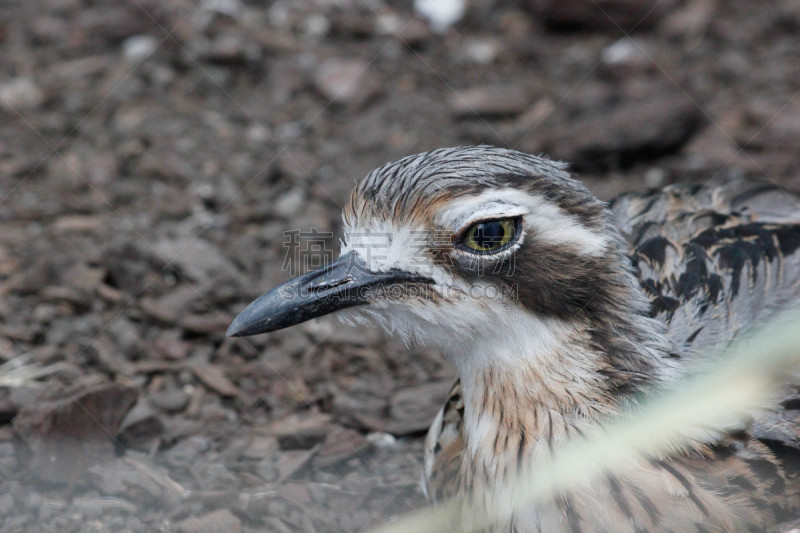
226;311;258;337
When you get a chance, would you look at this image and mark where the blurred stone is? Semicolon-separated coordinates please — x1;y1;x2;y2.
744;100;800;150
775;520;800;533
276;148;318;181
188;364;241;397
414;0;466;33
140;287;201;325
180;314;232;336
0;441;17;478
32;303;60;324
87;455;180;504
375;13;431;45
313;427;370;468
0;492;14;517
149;388;190;412
50;55;114;82
521;90;703;170
107;318;142;359
388;380;452;435
36;495;67;522
261;413;331;449
202;0;241;17
272;187;306;218
644;167;667;188
331;386;389;431
312;59;382;110
242;435;279;459
274;449;316;481
0;78;45;111
525;0;678;30
164;436;211;468
78;6;148;42
12;383;138;484
153;329;192;360
72;495;137;515
300;13;331;38
122;35;158;63
660;0;717;39
9;386;40;412
153;237;244;287
459;37;501;65
0;389;16;424
53;214;104;232
194;462;238;490
245;123;270;147
197;34;262;65
601;37;654;75
29;16;70;44
448;84;531;119
366;431;397;448
119;401;164;450
684;123;743;167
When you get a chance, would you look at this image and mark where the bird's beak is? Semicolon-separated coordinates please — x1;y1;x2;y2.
226;251;433;337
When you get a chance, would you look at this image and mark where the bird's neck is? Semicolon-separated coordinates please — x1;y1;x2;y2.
454;301;672;478
456;317;608;465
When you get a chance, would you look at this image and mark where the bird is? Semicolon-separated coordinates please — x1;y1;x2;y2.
227;145;800;532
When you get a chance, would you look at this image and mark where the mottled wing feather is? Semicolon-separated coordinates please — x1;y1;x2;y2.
423;380;465;502
610;176;800;355
612;176;800;458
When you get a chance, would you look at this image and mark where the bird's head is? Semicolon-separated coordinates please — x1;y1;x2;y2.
228;146;645;369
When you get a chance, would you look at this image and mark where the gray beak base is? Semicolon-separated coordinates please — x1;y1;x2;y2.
226;251;432;337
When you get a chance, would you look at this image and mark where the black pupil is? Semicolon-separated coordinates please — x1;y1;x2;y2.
473;221;506;249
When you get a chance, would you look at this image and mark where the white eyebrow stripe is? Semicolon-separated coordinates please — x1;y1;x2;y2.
451;204;528;234
437;188;609;257
524;202;608;256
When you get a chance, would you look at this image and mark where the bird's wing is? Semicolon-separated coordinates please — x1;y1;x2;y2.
423;380;465;503
611;176;800;451
610;176;800;356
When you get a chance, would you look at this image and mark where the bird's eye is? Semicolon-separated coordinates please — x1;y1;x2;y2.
459;218;519;254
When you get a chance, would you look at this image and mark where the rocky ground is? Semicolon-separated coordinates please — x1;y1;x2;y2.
1;0;800;532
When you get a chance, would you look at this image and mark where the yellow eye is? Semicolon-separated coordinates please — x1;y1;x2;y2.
460;218;518;253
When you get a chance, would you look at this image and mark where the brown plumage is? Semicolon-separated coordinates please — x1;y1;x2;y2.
228;146;800;532
422;166;800;532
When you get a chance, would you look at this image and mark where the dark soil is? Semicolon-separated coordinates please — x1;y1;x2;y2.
1;1;800;532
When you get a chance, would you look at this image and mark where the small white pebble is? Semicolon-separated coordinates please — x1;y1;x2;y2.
123;35;158;63
275;122;303;142
301;14;331;38
274;188;305;218
0;77;44;110
414;0;465;33
461;38;500;65
367;431;398;447
376;13;403;35
602;37;640;66
192;182;215;200
202;0;240;16
245;123;271;147
644;167;666;188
